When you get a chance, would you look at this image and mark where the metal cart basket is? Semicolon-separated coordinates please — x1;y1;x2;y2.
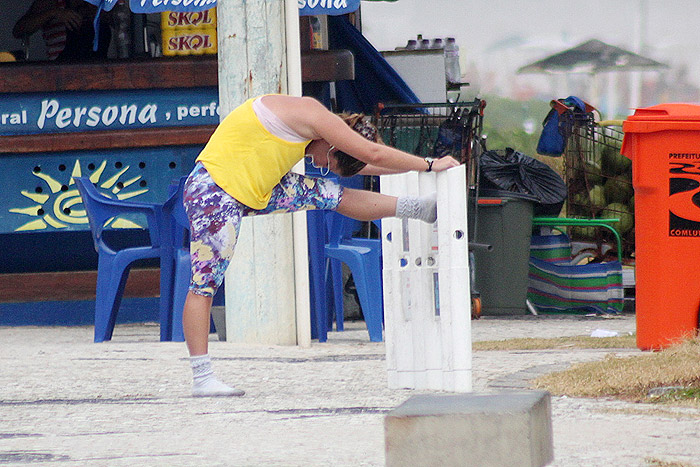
563;109;633;260
372;99;488;317
373;99;486;189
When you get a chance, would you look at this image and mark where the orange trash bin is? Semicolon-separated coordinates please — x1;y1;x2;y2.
622;103;700;350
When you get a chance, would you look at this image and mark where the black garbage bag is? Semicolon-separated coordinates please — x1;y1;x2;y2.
432;108;470;161
479;148;567;216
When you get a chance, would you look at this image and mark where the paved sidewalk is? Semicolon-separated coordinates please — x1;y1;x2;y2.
1;313;699;466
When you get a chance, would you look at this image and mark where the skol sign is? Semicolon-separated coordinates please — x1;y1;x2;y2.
161;8;217;56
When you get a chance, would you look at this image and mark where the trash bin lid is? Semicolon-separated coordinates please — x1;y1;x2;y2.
622;104;700;164
626;103;700;121
623;103;700;135
477;189;539;203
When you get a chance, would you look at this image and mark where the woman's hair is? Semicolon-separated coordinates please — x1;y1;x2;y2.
335;113;383;177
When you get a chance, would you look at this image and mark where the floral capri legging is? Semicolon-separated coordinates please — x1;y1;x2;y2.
184;162;343;297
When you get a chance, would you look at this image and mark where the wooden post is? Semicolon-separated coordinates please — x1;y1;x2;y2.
218;0;305;345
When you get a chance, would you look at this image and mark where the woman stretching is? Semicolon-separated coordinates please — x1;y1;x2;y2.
184;94;459;397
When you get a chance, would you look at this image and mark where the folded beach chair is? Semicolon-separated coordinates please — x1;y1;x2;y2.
527;232;623;314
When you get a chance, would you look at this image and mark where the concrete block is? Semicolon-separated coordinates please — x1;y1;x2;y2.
385;391;553;467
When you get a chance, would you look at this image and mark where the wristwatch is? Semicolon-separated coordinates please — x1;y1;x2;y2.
425;157;435;172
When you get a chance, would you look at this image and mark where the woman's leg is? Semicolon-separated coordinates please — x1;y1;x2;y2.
246;172;344;216
182;291;213;356
336;188;397;221
249;173;429;224
182;163;245;397
337;187;438;223
183;290;242;397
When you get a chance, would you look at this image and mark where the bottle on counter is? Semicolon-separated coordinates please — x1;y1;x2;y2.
114;0;131;58
444;37;461;83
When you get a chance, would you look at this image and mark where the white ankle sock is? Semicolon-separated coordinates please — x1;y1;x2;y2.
395;192;438;223
190;354;245;397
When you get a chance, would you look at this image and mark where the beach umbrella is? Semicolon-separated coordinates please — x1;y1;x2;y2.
518;39;667;118
517;39;667;74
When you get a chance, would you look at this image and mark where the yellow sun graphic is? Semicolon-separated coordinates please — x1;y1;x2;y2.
10;159;150;232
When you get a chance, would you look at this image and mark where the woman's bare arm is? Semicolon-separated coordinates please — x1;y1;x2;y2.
263;95;460;173
357;164;409;176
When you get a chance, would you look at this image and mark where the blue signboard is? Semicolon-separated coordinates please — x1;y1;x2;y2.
128;0;217;13
83;0;216;13
0;146;200;234
298;0;361;16
85;0;360;14
0;87;219;136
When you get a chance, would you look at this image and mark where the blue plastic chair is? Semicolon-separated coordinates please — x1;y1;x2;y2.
164;177;190;342
74;177;175;342
307;209;329;340
305;163;339;341
324;211;384;342
326;175;363;333
304;166;384;342
165;176;223;342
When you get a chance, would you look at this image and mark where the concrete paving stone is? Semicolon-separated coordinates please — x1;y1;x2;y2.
1;313;699;466
386;391;553;467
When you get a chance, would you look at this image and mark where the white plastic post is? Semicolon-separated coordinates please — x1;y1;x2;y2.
381;165;472;392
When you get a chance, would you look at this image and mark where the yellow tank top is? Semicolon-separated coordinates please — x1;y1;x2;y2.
196;97;310;209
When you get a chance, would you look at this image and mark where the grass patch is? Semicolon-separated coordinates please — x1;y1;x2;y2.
599;406;700;420
648;387;700;407
645;458;699;467
533;338;700;403
473;334;636;351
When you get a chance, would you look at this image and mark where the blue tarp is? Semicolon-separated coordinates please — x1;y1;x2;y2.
327;15;420;114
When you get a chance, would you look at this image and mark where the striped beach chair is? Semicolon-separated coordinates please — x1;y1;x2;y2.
527;232;623;314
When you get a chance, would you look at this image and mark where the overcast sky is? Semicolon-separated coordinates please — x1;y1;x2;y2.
361;0;700;93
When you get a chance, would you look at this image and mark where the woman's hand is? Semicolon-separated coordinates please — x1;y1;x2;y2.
431;156;461;172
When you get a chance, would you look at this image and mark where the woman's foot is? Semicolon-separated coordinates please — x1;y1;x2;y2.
192;375;245;397
396;192;437;223
190;354;245;397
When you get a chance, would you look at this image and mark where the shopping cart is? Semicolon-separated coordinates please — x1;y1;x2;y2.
560;101;633;260
373;100;486;185
373;99;488;318
373;100;487;224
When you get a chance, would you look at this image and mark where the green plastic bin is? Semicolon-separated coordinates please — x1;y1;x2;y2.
472;193;534;315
